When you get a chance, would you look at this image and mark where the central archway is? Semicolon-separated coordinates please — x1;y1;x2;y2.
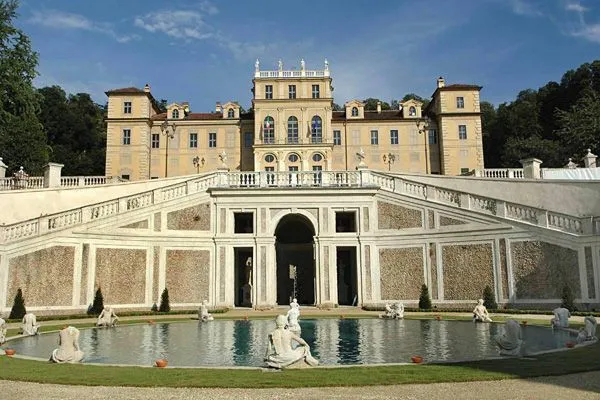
275;214;316;305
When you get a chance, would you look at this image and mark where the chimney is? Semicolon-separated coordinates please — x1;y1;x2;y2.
215;102;222;113
143;83;151;93
583;148;597;168
437;76;445;88
376;101;382;114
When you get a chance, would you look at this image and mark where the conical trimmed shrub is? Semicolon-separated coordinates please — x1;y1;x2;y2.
483;285;497;310
159;288;170;312
418;284;432;310
561;285;575;311
9;288;26;320
89;287;104;315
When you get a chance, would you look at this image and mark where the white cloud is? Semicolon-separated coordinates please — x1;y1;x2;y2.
134;10;213;40
565;2;588;13
571;23;600;43
200;0;219;16
510;0;544;17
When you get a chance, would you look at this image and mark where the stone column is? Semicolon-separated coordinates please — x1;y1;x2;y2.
0;157;7;178
583;149;597;168
44;162;64;188
519;158;542;179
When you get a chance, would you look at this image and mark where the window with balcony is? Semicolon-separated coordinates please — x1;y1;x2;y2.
459;125;467;140
312;85;320;99
189;133;198;148
333;130;341;145
172;109;179;119
123;101;132;114
370;130;379;145
311;116;322;143
263;116;274;143
288;85;296;99
227;108;235;118
457;97;465;109
265;85;273;99
151;133;160;148
287;116;299;143
122;129;131;145
209;132;217;147
390;130;398;145
351;107;358;117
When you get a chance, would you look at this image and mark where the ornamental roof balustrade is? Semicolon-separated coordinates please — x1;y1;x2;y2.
254;58;330;78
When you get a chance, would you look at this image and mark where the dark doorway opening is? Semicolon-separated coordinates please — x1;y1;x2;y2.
234;247;253;307
275;214;315;305
336;247;358;306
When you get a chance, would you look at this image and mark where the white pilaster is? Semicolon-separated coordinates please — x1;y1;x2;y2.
72;243;83;306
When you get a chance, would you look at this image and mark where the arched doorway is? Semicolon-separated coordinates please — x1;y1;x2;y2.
275;214;315;305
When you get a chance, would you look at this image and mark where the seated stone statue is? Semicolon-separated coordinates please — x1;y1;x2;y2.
286;299;301;334
22;312;40;335
0;317;6;344
264;315;318;369
473;299;492;322
577;316;598;344
380;302;405;319
493;320;523;356
394;302;405;319
50;326;84;363
199;300;214;322
96;306;119;327
551;307;570;328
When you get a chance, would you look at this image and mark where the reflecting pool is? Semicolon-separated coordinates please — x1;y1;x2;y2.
8;319;575;367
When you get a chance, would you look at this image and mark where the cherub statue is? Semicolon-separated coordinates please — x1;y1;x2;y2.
264;315;318;369
473;299;492;323
286;299;301;334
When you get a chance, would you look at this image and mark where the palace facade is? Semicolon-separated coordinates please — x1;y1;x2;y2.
105;59;484;180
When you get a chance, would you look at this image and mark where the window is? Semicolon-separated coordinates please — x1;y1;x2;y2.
151;133;160;148
234;212;254;233
265;154;275;163
351;107;358;117
428;129;437;145
409;106;416;116
370;130;379;145
335;211;356;233
227;108;235;118
265;85;273;99
122;129;131;145
333;130;341;145
121;174;130;180
312;84;320;99
460;168;470;175
244;132;253;148
459;125;467;140
311;116;322;143
288;153;299;163
287;116;298;143
189;133;198;148
312;153;323;162
352;130;360;145
209;132;217;148
263;116;274;143
390;130;398;145
457;97;465;109
288;85;296;99
172;109;179;119
123;101;132;114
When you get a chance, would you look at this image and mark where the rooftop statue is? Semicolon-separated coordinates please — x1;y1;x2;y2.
50;326;85;363
96;306;119;328
22;312;40;335
264;315;318;369
472;299;492;323
551;307;570;328
492;320;522;356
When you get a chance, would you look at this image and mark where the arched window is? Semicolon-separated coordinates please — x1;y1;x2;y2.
409;106;416;116
312;153;323;162
264;154;276;163
172;109;179;119
227;108;235;118
263;116;274;143
311;116;322;144
351;107;358;117
287;116;298;144
288;153;300;163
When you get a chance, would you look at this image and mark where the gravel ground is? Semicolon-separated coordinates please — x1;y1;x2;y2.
2;371;600;400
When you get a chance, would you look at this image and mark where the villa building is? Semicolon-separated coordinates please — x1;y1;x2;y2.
105;60;484;180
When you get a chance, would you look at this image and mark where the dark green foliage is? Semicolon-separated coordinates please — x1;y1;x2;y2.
418;284;432;310
561;285;575;311
482;285;497;310
159;288;170;312
151;303;158;312
9;288;26;319
88;287;104;315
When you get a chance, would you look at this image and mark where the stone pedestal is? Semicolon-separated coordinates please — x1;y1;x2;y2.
583;149;597;168
44;163;64;188
519;158;542;179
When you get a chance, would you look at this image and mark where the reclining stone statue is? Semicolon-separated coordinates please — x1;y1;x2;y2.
493;319;523;356
472;299;492;322
50;326;85;363
577;316;598;344
22;312;40;335
379;302;404;319
551;307;570;328
286;298;301;334
264;315;319;369
199;300;214;322
0;316;6;345
96;306;119;327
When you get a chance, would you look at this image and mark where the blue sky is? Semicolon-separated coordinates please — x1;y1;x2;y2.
16;0;600;111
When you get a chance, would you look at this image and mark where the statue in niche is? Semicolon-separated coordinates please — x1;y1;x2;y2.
286;298;301;334
199;300;214;322
492;320;523;356
0;316;6;344
577;316;598;344
22;312;40;335
379;302;404;319
96;306;119;328
472;299;492;323
264;315;318;369
551;307;571;329
242;257;253;307
50;326;85;363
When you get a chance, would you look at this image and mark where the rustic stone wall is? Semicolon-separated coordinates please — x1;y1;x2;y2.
165;250;210;303
429;243;437;299
152;246;160;303
379;247;424;300
377;201;423;229
95;248;146;305
120;220;148;229
153;212;161;232
499;239;509;300
439;215;467;226
8;246;75;307
510;241;580;299
79;244;89;306
442;243;494;300
585;247;595;299
428;210;435;229
166;203;211;230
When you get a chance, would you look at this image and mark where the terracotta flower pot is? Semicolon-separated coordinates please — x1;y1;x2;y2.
411;356;423;364
4;349;16;356
521;321;528;326
566;341;575;348
435;316;441;321
148;320;155;325
244;316;248;321
155;359;168;368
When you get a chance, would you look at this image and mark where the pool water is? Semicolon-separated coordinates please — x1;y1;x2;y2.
8;319;575;367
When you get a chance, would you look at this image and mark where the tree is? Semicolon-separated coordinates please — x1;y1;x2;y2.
159;288;170;312
332;102;343;111
482;285;497;310
401;93;430;109
89;287;104;315
9;288;26;319
0;0;48;174
363;98;391;111
555;93;600;161
418;284;432;310
561;285;575;311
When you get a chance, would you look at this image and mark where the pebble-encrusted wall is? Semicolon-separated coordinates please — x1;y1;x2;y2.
7;246;75;307
585;247;595;299
442;243;494;300
511;241;580;299
377;201;423;229
439;215;467;226
165;250;210;303
166;203;211;230
379;247;424;299
95;248;147;304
